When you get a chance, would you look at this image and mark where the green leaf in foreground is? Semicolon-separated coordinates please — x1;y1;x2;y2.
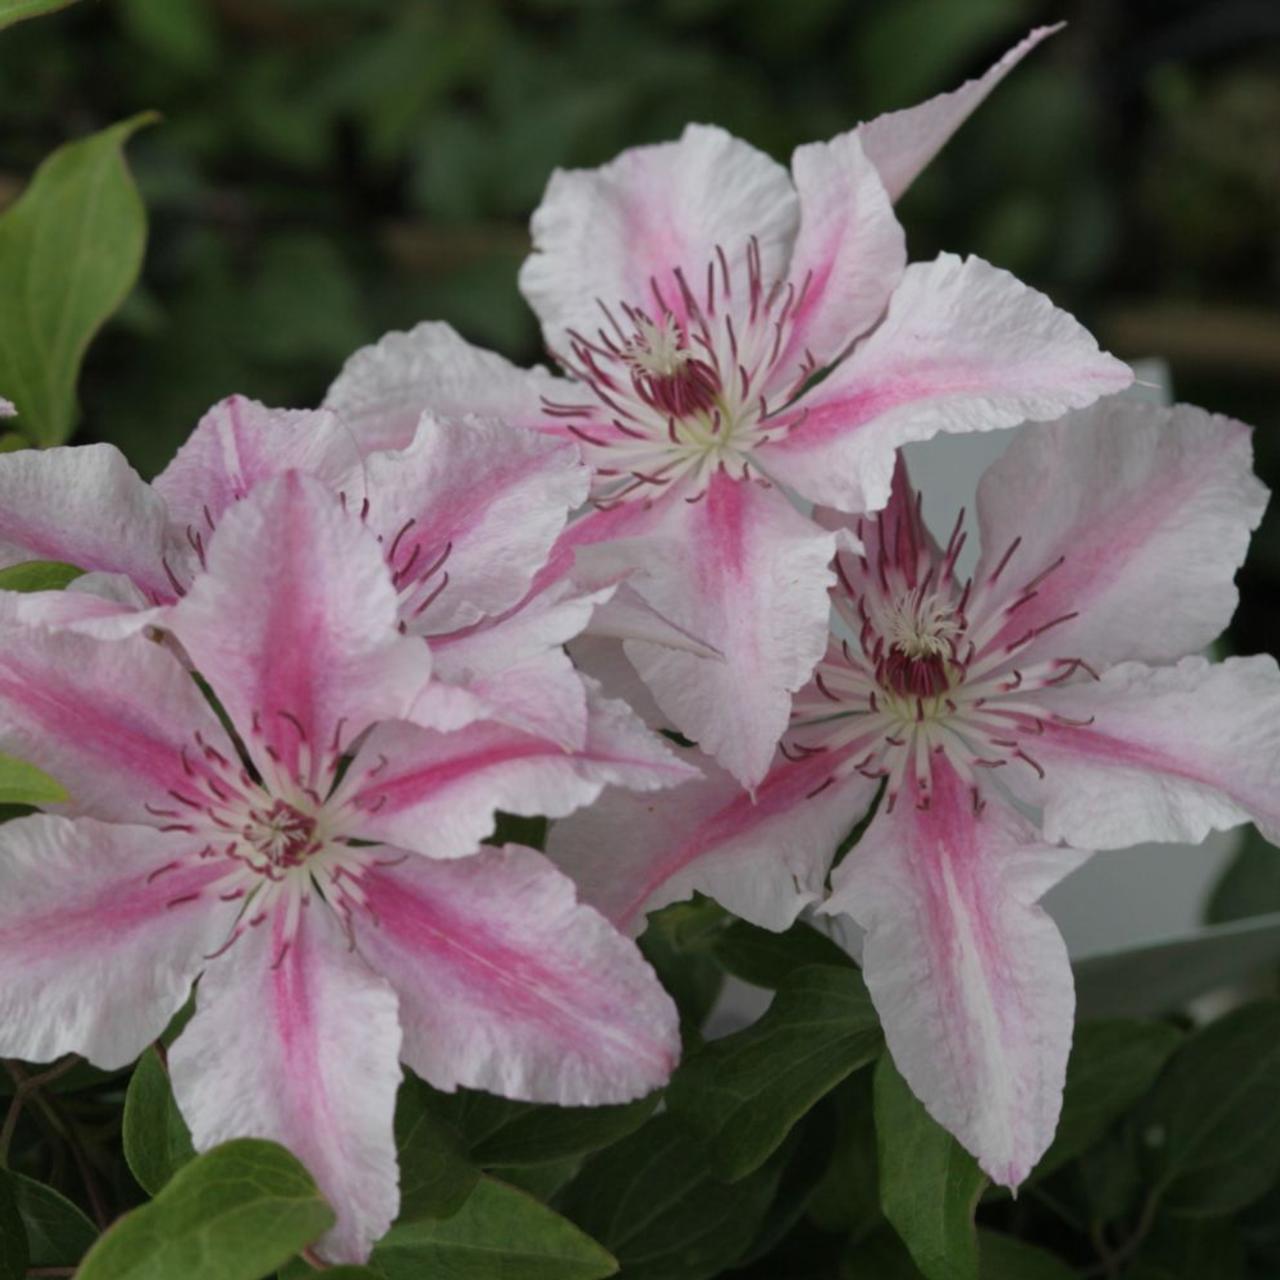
122;1047;196;1195
1031;1019;1182;1181
373;1175;617;1280
0;0;80;31
874;1056;987;1280
0;751;66;805
666;963;882;1179
278;1263;380;1280
0;559;83;591
560;1114;779;1280
11;1173;97;1267
1139;999;1280;1216
0;1169;29;1280
0;113;155;446
76;1139;334;1280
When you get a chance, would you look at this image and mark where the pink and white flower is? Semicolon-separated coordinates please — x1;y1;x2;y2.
549;398;1280;1187
0;471;690;1261
325;27;1132;787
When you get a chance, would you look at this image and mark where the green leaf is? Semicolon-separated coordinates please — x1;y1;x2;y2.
842;1225;925;1279
393;1076;479;1222
1031;1019;1183;1181
76;1139;334;1280
874;1056;987;1280
1140;1000;1280;1216
666;964;882;1180
0;1169;29;1280
423;1083;658;1169
560;1114;780;1280
0;114;155;446
807;1070;881;1237
122;1048;196;1196
713;918;855;989
373;1175;617;1280
977;1232;1075;1279
0;560;83;591
277;1262;381;1280
11;1173;97;1266
0;0;80;31
639;898;728;1036
0;752;66;805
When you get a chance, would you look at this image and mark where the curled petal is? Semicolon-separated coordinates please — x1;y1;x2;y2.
354;844;679;1103
854;25;1062;202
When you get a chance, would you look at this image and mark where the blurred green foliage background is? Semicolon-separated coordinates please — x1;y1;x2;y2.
1;0;1277;653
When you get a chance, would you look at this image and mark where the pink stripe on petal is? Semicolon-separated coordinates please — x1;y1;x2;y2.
549;744;876;934
1035;655;1280;849
0;816;234;1070
0;624;236;824
355;844;679;1104
339;683;698;861
761;255;1131;515
619;476;837;788
170;903;402;1264
824;759;1086;1187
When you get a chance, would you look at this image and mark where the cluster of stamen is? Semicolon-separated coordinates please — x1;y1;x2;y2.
542;236;817;506
787;488;1098;815
143;705;398;969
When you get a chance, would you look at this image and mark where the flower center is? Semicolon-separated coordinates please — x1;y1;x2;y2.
788;489;1097;814
542;236;816;505
246;798;321;869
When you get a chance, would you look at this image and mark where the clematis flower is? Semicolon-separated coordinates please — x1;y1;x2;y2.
324;26;1132;787
0;393;709;746
549;399;1280;1187
0;471;691;1261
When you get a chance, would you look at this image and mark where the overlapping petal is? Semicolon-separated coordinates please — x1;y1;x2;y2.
324;321;578;453
0;816;235;1069
335;682;698;860
167;472;433;785
619;474;836;788
154;395;365;538
170;903;402;1264
0;444;183;600
824;760;1088;1187
548;745;876;934
354;844;679;1103
760;254;1132;513
973;401;1267;669
357;415;588;634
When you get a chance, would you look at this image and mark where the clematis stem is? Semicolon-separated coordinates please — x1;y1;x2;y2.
0;1057;79;1165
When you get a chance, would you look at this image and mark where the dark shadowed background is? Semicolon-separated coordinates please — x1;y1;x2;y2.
3;0;1277;662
